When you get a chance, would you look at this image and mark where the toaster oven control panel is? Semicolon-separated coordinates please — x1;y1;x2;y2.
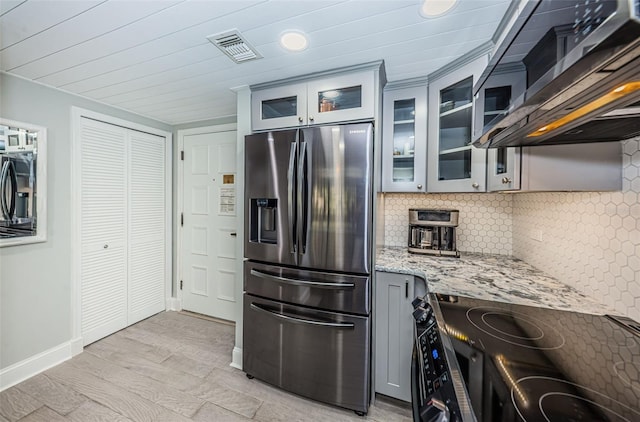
412;298;462;422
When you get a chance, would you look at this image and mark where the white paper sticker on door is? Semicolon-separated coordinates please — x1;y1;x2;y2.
219;177;235;215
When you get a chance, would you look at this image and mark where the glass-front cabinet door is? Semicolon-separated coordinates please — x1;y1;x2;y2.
477;66;527;191
427;54;487;192
381;84;427;192
251;83;307;131
306;71;375;126
251;71;376;130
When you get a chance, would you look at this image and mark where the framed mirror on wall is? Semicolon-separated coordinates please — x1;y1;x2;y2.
0;118;47;247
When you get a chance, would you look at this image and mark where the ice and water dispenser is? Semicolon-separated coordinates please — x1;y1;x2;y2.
249;198;278;244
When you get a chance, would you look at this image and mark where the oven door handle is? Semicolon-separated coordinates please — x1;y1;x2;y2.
250;303;354;328
250;269;355;289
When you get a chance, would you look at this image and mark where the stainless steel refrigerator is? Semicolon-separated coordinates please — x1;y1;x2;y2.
243;122;373;415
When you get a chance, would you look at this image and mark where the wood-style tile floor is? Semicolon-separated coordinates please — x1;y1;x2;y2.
1;311;412;422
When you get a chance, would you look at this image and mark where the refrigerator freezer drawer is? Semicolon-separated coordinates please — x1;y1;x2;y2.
243;294;370;413
244;261;370;315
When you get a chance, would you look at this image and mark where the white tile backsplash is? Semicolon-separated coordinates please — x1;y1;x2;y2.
382;138;640;321
383;193;513;255
512;138;640;322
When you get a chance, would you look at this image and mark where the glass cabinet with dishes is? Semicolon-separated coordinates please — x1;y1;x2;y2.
381;82;427;192
427;53;488;192
304;70;375;126
251;69;377;131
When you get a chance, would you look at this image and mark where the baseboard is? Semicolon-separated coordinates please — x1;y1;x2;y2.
166;297;181;311
70;337;84;357
0;341;73;391
230;346;243;370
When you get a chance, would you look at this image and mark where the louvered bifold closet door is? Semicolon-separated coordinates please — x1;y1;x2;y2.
128;131;166;323
80;118;128;345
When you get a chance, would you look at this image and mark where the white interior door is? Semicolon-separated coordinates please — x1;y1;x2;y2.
79;118;128;345
128;131;166;323
182;130;237;321
78;116;168;346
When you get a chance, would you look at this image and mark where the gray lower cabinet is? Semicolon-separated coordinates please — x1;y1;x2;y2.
375;271;426;402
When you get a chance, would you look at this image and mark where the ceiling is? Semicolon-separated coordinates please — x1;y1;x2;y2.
0;0;513;125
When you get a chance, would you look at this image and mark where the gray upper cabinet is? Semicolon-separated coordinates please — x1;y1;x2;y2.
427;53;488;192
476;64;526;191
251;70;376;131
475;65;621;192
251;83;308;131
381;82;427;192
487;143;622;192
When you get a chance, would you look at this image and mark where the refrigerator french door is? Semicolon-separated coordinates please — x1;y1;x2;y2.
244;123;373;274
243;122;374;414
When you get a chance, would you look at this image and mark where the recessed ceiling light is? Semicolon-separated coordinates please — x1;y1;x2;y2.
420;0;458;18
280;31;308;52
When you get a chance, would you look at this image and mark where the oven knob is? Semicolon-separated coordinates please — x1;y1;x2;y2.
412;297;426;309
424;398;450;422
413;307;428;323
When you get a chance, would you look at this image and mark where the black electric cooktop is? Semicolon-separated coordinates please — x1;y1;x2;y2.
428;294;640;422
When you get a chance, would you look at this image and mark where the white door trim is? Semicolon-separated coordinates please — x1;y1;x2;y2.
176;123;237;311
70;107;173;352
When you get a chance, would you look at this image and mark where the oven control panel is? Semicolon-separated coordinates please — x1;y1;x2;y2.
412;297;462;422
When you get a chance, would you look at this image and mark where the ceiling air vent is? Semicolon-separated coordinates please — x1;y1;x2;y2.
207;29;262;63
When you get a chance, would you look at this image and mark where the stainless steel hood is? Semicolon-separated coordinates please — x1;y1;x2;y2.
474;0;640;148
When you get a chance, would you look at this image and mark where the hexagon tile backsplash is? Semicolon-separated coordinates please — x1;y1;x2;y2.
513;138;640;322
383;193;513;255
382;137;639;321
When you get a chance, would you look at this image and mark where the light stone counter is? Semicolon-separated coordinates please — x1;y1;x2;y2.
375;246;616;315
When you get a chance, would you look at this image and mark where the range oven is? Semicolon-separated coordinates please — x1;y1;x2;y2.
411;294;640;421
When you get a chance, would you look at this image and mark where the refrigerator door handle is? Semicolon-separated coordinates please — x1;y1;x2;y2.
1;161;17;221
288;142;297;254
250;303;355;328
250;269;355;289
0;161;8;219
297;141;308;254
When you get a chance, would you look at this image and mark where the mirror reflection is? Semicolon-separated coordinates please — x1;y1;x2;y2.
0;123;39;240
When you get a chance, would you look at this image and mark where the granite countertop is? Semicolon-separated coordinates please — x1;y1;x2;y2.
375;246;615;315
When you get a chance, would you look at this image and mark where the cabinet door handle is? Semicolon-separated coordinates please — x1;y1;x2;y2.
230;232;237;237
309;116;314;121
298;116;304;123
417;184;423;190
501;177;512;184
405;281;409;298
472;182;479;189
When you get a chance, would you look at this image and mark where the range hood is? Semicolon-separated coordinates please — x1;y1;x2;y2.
474;0;640;148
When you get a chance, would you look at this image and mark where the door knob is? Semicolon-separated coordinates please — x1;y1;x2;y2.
103;244;109;249
472;182;479;189
502;177;512;184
